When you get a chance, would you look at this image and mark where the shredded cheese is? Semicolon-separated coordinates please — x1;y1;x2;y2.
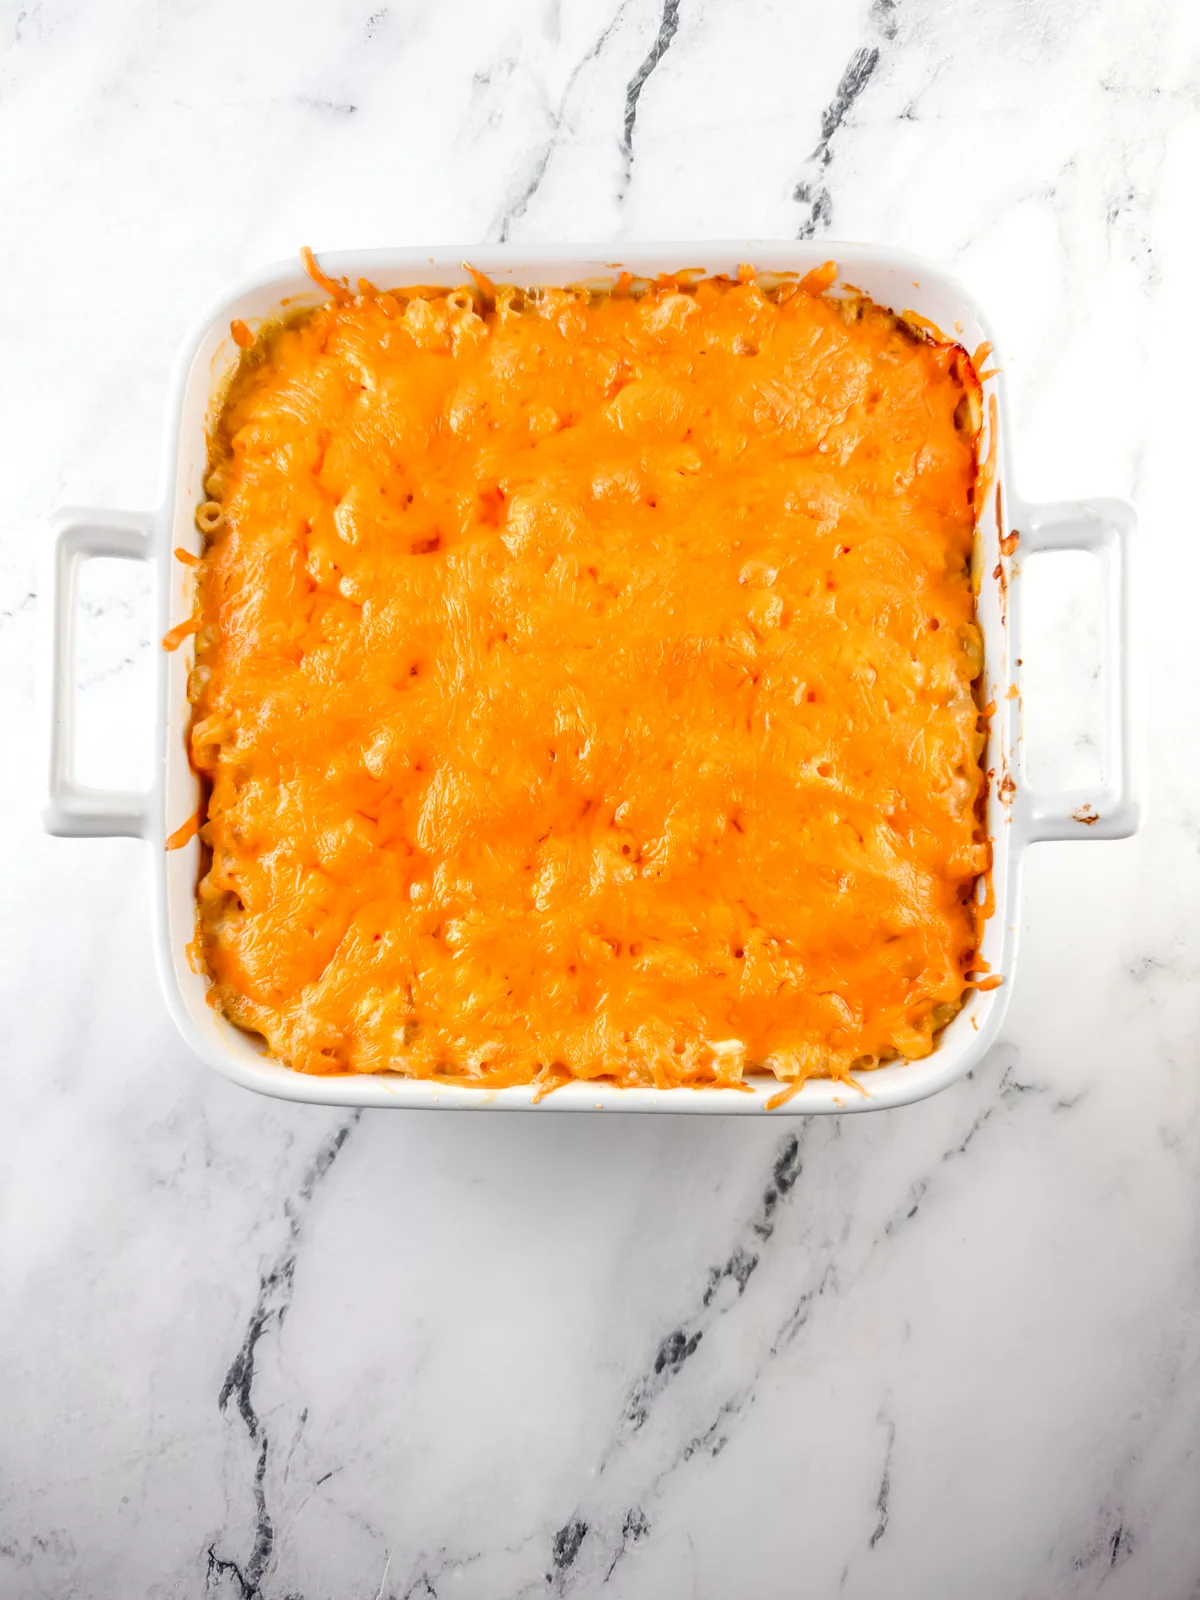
185;266;988;1086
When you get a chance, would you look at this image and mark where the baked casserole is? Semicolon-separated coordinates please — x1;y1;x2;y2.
175;255;989;1097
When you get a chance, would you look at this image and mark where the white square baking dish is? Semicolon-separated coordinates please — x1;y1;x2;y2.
41;244;1140;1112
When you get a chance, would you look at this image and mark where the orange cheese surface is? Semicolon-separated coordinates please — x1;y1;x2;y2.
189;269;987;1090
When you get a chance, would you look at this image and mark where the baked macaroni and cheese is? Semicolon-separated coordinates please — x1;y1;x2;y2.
179;257;988;1094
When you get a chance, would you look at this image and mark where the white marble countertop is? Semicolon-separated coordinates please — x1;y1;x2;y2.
2;0;1197;1594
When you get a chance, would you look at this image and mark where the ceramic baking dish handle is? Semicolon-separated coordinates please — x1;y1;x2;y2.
1017;498;1140;841
42;507;155;838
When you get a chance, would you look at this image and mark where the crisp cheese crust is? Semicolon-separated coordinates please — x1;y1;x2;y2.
187;268;987;1090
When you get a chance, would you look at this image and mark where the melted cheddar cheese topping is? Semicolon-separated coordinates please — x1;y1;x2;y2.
188;268;987;1090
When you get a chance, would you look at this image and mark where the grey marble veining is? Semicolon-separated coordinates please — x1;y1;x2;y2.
2;0;1198;1595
